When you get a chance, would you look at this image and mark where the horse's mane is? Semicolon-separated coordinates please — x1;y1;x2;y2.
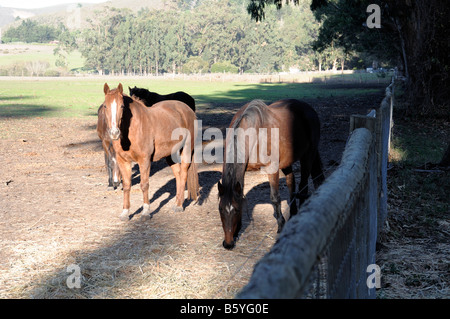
222;100;272;195
231;99;270;130
131;95;145;104
130;87;157;104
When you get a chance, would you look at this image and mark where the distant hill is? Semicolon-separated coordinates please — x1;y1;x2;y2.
0;0;175;31
0;3;93;29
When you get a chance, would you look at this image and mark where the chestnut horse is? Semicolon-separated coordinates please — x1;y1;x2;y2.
102;83;199;220
97;104;120;189
98;86;196;189
217;99;324;249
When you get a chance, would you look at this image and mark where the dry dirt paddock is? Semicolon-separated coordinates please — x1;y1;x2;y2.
0;90;385;298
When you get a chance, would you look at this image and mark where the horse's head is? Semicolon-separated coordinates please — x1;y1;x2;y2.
103;83;125;140
128;86;138;97
217;180;244;250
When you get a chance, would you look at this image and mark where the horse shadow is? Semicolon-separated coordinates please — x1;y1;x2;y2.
129;170;222;220
130;158;169;186
234;177;292;245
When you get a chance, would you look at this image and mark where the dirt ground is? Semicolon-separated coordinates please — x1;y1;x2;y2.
0;87;390;299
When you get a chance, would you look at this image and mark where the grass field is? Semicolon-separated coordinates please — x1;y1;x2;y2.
0;76;388;118
0;44;84;72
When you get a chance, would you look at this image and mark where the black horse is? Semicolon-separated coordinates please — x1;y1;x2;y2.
129;86;196;112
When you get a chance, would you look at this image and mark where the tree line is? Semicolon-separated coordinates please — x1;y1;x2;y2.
2;19;61;43
247;0;449;164
54;0;365;75
248;0;449;115
3;0;397;77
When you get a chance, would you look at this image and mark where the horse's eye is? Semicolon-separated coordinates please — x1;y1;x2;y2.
103;104;106;108
121;105;124;109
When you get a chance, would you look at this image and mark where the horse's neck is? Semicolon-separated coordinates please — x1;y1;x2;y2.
146;92;160;103
222;162;246;190
223;132;248;188
125;100;148;130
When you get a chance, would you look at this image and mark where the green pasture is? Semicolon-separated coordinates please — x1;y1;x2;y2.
0;76;388;118
0;44;84;71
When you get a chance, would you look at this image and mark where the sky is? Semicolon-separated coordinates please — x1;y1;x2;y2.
0;0;107;9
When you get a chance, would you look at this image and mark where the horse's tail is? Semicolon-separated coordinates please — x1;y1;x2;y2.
311;149;325;189
187;151;199;201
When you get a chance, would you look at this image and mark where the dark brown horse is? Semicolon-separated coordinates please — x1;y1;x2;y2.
102;83;199;220
97;104;121;189
129;86;196;112
217;99;324;249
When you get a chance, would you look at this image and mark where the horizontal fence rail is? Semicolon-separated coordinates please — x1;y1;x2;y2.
237;78;394;299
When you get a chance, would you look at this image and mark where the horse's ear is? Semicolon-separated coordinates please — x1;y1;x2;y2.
218;181;224;196
103;83;110;95
118;83;123;95
234;182;242;196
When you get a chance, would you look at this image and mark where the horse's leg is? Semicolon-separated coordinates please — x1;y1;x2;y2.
298;156;313;205
177;161;190;208
117;158;132;221
282;166;297;218
102;140;113;189
105;150;113;189
268;171;285;233
138;157;151;218
111;155;121;189
311;150;325;189
169;161;184;212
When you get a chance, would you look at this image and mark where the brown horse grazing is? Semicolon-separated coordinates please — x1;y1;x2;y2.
102;83;199;220
217;99;324;249
97;104;121;189
129;86;196;112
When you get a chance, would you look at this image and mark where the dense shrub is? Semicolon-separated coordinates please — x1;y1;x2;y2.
210;61;239;74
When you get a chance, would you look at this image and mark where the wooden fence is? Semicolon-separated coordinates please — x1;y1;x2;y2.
237;79;394;299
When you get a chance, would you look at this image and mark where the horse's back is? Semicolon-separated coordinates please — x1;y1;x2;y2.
269;99;320;138
146;100;196;135
270;99;318;121
150;100;195;119
171;91;196;112
269;99;321;162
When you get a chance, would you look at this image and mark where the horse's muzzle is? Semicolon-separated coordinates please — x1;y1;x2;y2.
223;240;235;250
109;128;120;140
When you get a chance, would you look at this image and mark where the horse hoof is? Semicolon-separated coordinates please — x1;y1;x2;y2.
142;203;150;215
277;222;285;234
140;204;151;221
119;209;130;221
172;206;184;213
